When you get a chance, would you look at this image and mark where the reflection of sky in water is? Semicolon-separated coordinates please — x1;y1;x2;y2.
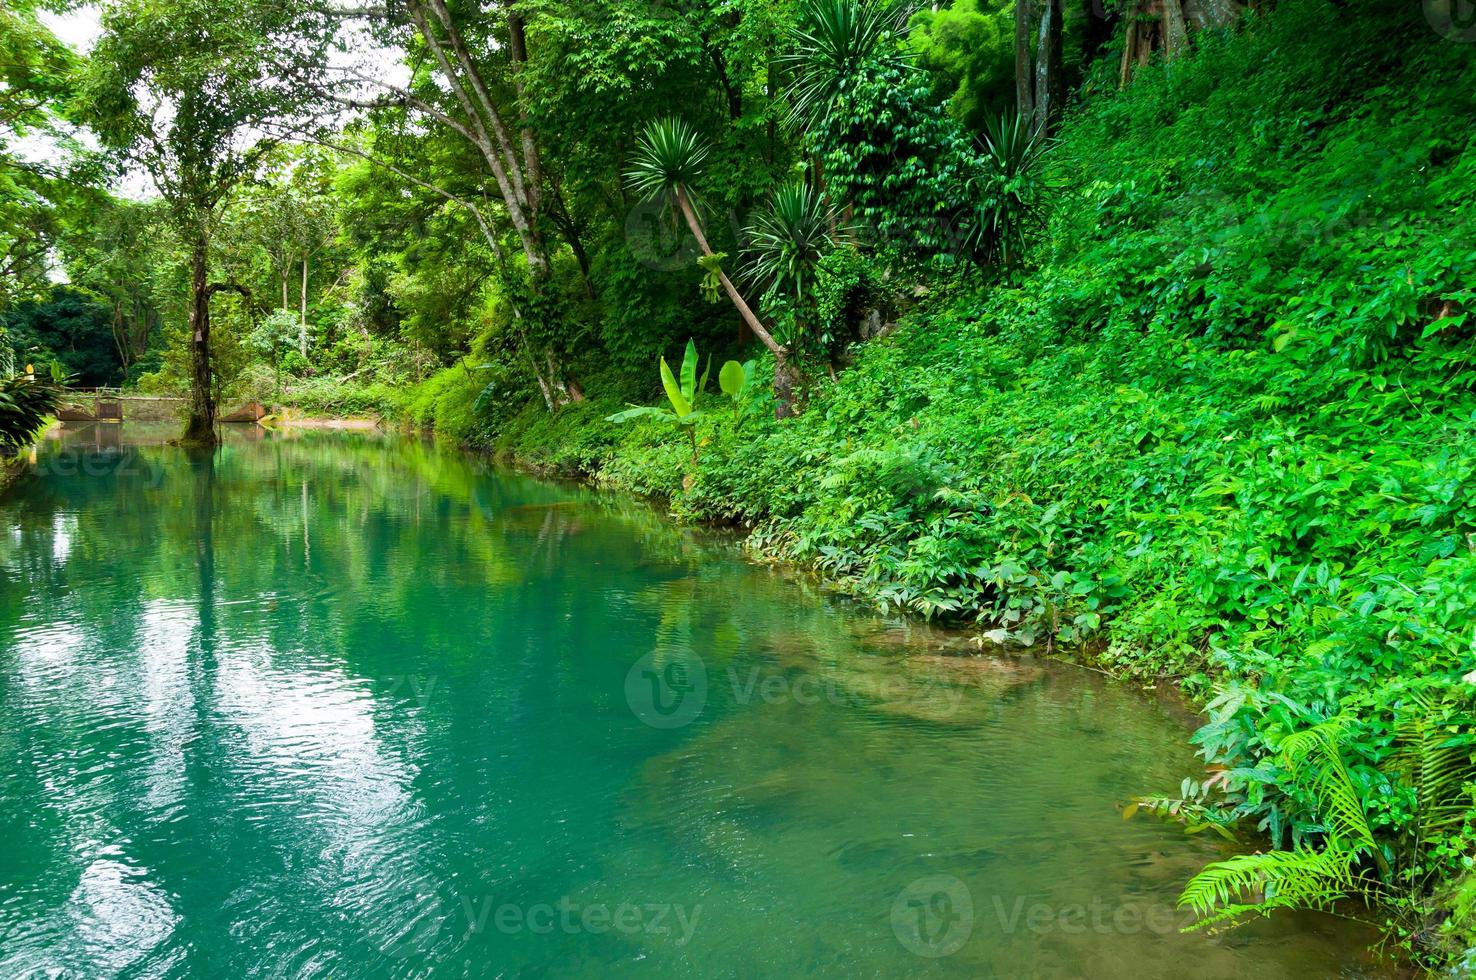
0;430;1392;979
64;855;179;974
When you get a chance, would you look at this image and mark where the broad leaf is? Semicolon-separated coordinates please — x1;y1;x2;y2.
659;356;691;417
719;359;747;397
679;339;698;404
607;405;676;424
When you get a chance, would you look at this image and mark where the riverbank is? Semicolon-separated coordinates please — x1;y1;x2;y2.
0;454;25;496
1;426;1390;976
381;2;1476;966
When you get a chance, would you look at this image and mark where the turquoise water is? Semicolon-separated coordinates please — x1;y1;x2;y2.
0;424;1387;978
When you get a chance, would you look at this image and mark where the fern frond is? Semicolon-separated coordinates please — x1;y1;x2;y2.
1392;696;1476;845
1279;719;1376;853
1178;845;1363;929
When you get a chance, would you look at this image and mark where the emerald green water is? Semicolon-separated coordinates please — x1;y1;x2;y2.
0;424;1387;978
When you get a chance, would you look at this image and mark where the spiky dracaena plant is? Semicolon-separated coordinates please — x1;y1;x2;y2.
965;112;1049;268
742;181;839;313
781;0;912;133
623;117;710;210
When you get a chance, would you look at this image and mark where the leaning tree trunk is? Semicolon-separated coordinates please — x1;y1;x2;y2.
673;188;783;356
673;187;796;419
181;236;217;447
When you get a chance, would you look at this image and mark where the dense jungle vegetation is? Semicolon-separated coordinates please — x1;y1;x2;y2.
4;0;1476;968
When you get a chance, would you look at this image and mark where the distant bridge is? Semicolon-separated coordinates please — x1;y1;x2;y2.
56;389;265;424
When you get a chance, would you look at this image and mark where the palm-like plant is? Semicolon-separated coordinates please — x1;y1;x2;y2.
742;180;839;308
782;0;911;132
625;118;785;359
0;372;61;454
966;112;1050;267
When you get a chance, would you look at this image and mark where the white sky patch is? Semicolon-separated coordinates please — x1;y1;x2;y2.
39;6;104;54
21;2;412;209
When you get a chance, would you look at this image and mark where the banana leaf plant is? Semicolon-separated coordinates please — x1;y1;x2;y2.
607;339;711;467
608;340;751;476
718;358;758;420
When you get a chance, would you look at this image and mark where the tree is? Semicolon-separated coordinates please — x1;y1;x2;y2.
1118;0;1244;85
298;0;583;405
626;117;801;418
62;198;172;383
1;286;123;386
80;0;327;444
0;0;84;315
1013;0;1063;132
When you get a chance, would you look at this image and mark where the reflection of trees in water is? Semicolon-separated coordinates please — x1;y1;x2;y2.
3;430;721;671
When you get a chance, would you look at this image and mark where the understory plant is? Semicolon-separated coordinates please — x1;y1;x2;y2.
608;340;754;482
0;371;62;454
1163;686;1476;961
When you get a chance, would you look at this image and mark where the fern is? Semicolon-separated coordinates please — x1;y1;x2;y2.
1179;845;1368;930
1278;719;1378;857
1391;691;1476;869
1178;714;1381;929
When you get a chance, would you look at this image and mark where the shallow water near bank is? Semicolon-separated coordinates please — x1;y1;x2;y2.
0;423;1389;978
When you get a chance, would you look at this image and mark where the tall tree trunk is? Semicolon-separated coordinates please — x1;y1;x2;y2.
1032;0;1064;133
1119;6;1155;86
299;254;309;357
1192;0;1244;29
280;268;289;310
1161;0;1191;60
181;236;216;447
1081;0;1117;70
1014;0;1035;118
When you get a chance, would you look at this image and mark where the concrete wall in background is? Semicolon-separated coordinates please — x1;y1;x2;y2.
117;397;184;422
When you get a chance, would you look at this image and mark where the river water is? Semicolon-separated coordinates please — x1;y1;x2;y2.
0;424;1388;977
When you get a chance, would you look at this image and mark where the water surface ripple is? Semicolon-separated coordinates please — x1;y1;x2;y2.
0;424;1388;978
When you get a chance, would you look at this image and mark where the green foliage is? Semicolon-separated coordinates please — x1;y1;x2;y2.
1178;718;1381;930
697;253;728;304
608;338;711;425
1;287;124;387
906;0;1014;132
452;1;1476;963
0;372;61;451
787;0;977;261
624;118;711;206
781;0;911;132
742;180;840;307
966;113;1049;267
20;0;1476;966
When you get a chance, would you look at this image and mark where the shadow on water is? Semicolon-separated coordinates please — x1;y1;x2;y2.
0;423;1396;978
